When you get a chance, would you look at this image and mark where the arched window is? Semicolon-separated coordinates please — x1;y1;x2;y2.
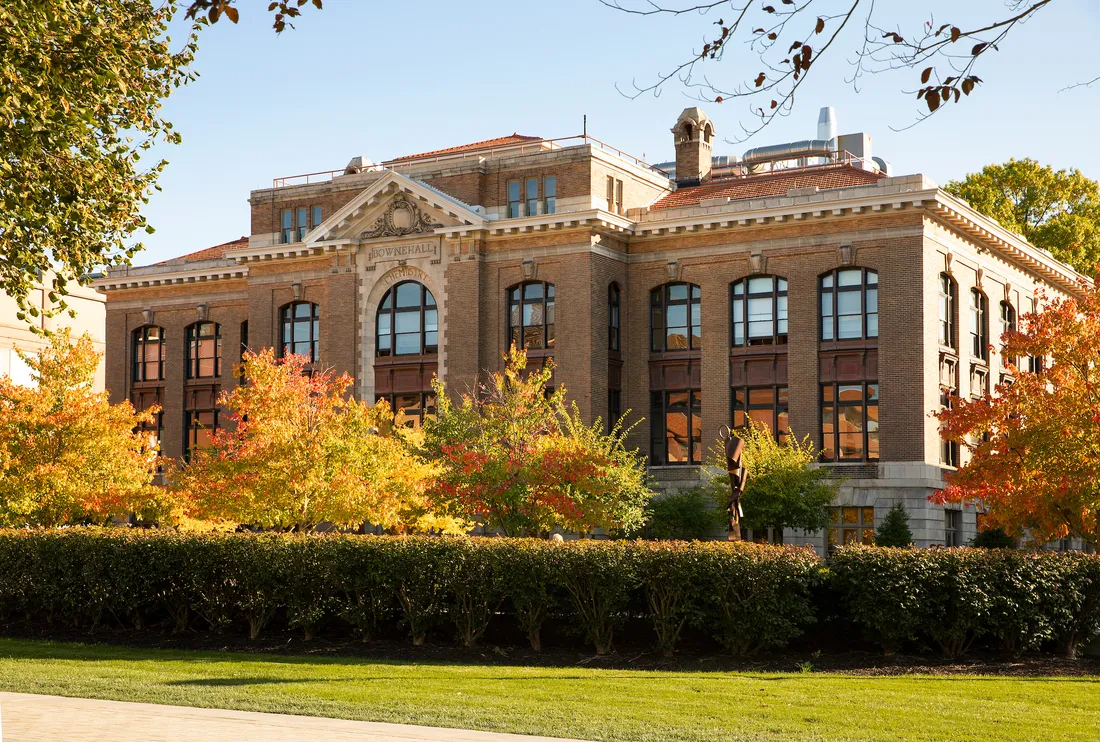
939;273;956;349
185;322;221;379
731;276;787;347
376;281;438;357
132;326;165;382
820;268;878;341
508;281;555;350
970;288;989;362
280;301;320;361
608;283;621;352
651;282;701;351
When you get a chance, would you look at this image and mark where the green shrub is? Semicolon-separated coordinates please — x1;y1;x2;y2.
971;528;1017;549
642;490;723;540
2;529;1098;660
875;503;913;547
552;540;639;655
692;542;820;655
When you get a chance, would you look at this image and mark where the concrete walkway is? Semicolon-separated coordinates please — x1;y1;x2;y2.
0;692;588;742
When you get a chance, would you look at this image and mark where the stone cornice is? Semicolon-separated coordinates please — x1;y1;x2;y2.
94;264;248;292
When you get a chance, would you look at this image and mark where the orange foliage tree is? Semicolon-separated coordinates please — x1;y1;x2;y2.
422;347;652;537
0;330;163;526
934;277;1100;548
172;349;448;533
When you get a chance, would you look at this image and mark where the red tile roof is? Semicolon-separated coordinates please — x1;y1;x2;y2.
387;134;543;163
163;236;249;263
651;165;885;210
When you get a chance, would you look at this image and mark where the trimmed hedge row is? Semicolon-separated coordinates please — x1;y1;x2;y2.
830;546;1100;658
0;530;819;656
0;531;1097;658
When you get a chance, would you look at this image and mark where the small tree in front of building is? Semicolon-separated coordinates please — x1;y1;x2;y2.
423;346;652;537
934;278;1100;549
172;349;451;533
0;330;165;527
697;420;838;541
875;503;914;547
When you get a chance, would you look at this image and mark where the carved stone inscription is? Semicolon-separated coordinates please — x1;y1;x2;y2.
367;240;439;264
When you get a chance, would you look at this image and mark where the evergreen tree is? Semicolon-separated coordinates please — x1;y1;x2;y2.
875;503;914;547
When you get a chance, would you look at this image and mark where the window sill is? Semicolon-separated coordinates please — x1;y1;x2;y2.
819;339;878;351
649;349;702;360
730;344;789;357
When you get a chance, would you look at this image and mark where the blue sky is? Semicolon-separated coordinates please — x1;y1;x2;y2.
139;0;1100;263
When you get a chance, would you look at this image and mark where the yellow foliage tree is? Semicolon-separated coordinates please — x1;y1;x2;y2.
172;349;458;533
0;330;163;526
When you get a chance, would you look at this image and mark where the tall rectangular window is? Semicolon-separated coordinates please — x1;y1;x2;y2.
607;388;622;433
939;274;956;349
312;205;323;231
821;382;879;461
970;289;988;362
184;409;218;462
544;177;557;214
526;178;539;216
507;180;521;218
945;509;962;546
821;268;877;341
650;390;702;465
296;207;309;241
280;209;293;244
615;179;624;214
606;175;615;211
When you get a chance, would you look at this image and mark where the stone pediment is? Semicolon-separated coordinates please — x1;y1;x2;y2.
306;170;485;246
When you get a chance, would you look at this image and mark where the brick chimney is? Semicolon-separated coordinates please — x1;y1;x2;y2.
672;107;714;187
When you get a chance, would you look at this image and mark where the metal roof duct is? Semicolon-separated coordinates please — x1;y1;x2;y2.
741;139;833;165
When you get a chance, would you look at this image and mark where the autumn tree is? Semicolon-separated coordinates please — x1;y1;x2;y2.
1;1;317;330
696;420;838;540
605;1;1075;137
172;349;447;533
945;159;1100;275
934;278;1100;548
422;347;653;536
0;330;163;527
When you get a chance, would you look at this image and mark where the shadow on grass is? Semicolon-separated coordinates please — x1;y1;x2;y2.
1;638;1098;684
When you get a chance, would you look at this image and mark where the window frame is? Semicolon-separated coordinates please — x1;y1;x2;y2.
731;275;788;347
650;282;702;352
185;321;222;380
820;381;880;461
525;177;539;217
183;408;218;463
819;267;879;341
939;273;956;349
280;205;322;244
377;392;438;431
945;508;963;547
998;300;1016;368
507;281;556;351
376;281;438;358
970;288;989;363
279;301;320;362
650;389;702;466
827;506;876;551
507;180;521;218
131;325;166;382
732;385;789;442
608;283;621;352
544;176;557;215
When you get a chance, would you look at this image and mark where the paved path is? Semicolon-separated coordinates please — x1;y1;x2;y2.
0;692;588;742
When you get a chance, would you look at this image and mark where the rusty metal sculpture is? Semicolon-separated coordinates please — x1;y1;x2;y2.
719;425;748;542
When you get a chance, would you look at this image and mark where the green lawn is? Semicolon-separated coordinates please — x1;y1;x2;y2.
0;639;1095;741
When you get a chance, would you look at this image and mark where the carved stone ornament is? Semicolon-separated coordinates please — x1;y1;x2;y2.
522;259;536;280
142;308;153;325
360;193;444;240
666;260;680;282
1004;281;1012;302
196;303;208;322
976;267;985;289
749;252;766;275
839;244;854;265
292;282;302;301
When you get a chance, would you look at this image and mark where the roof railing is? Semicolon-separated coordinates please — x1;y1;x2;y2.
271;135;664;188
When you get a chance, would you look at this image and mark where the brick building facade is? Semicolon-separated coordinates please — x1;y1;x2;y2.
96;108;1087;550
